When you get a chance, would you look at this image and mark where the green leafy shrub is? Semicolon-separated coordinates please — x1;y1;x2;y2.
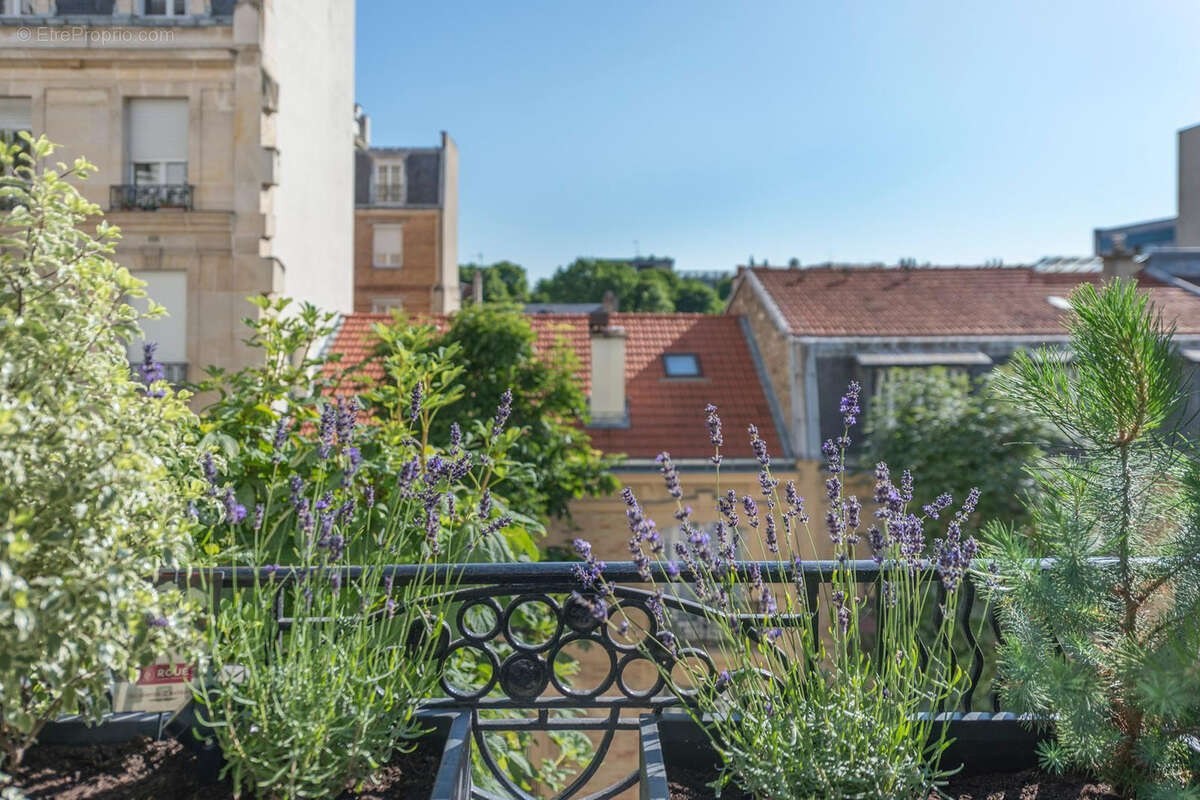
985;280;1200;795
574;387;983;798
0;136;202;774
194;363;520;797
864;367;1051;528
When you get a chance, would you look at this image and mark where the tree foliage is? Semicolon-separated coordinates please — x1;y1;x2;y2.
0;136;202;773
460;260;529;304
531;257;722;313
863;367;1052;528
389;305;620;519
984;280;1200;794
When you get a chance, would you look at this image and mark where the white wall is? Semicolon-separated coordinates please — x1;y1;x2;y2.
268;0;355;314
1178;124;1200;247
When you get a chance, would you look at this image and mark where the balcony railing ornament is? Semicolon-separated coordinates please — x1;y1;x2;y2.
110;184;193;211
164;561;999;800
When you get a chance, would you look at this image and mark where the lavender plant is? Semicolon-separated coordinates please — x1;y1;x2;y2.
0;136;202;777
984;280;1200;795
194;382;518;798
574;387;983;798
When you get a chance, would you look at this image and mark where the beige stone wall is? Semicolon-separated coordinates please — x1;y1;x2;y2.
727;281;793;450
0;26;273;379
547;463;838;563
354;207;444;313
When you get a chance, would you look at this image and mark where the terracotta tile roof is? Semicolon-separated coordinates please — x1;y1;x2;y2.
322;312;784;462
745;266;1200;337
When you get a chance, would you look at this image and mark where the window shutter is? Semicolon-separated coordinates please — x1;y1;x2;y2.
0;97;31;131
373;225;403;267
127;98;188;162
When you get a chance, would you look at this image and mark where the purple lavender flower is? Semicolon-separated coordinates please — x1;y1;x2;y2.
839;381;861;426
336;396;358;447
656;452;682;500
330;570;342;596
272;415;290;463
478;489;492;518
764;513;778;553
253;503;264;533
148;615;170;628
449;422;462;452
704;403;723;464
923;492;953;520
364;483;375;509
748;424;769;467
202;453;219;496
222;488;246;524
409;381;423;421
572;538;606;590
832;589;850;633
316;491;334;511
491;389;513;438
139;342;167;398
665;560;680;579
329;534;346;561
344;446;362;478
318;403;336;459
742;495;759;529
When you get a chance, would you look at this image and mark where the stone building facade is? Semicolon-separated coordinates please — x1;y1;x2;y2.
0;0;355;379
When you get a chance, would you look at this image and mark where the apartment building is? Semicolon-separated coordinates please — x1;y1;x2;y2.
353;127;459;314
0;0;355;379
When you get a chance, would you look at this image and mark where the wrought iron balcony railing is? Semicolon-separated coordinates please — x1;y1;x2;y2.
110;184;193;212
161;560;1003;800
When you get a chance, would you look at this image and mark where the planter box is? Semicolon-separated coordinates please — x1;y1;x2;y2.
639;712;1051;800
30;705;473;799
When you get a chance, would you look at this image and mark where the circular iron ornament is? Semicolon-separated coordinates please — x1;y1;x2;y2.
501;593;563;654
439;641;499;701
456;597;503;642
562;592;603;634
498;652;550;700
668;647;718;700
601;600;659;653
615;652;666;700
404;617;451;661
547;633;618;699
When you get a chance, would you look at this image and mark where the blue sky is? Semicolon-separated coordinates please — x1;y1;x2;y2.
356;0;1200;282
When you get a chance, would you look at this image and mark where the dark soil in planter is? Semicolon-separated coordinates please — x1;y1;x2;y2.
666;765;1116;800
935;769;1118;800
666;762;750;800
9;735;441;799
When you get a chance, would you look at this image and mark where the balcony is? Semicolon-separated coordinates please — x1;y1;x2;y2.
109;184;193;212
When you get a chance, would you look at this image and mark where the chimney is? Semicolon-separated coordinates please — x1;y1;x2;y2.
601;289;618;313
472;270;484;304
1102;235;1140;279
588;310;626;425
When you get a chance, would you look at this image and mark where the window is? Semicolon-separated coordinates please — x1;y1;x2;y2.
662;353;701;377
370;297;406;313
126;98;188;185
0;98;31;189
375;161;405;204
0;97;31;147
1;0;33;15
126;271;188;381
372;224;403;268
143;0;186;15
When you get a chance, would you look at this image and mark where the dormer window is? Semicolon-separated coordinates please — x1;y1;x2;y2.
662;353;701;377
375;161;405;204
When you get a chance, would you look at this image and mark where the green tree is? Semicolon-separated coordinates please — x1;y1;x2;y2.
863;368;1051;527
532;257;723;313
674;277;723;313
460;260;529;303
391;305;620;519
0;136;202;773
984;280;1200;794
